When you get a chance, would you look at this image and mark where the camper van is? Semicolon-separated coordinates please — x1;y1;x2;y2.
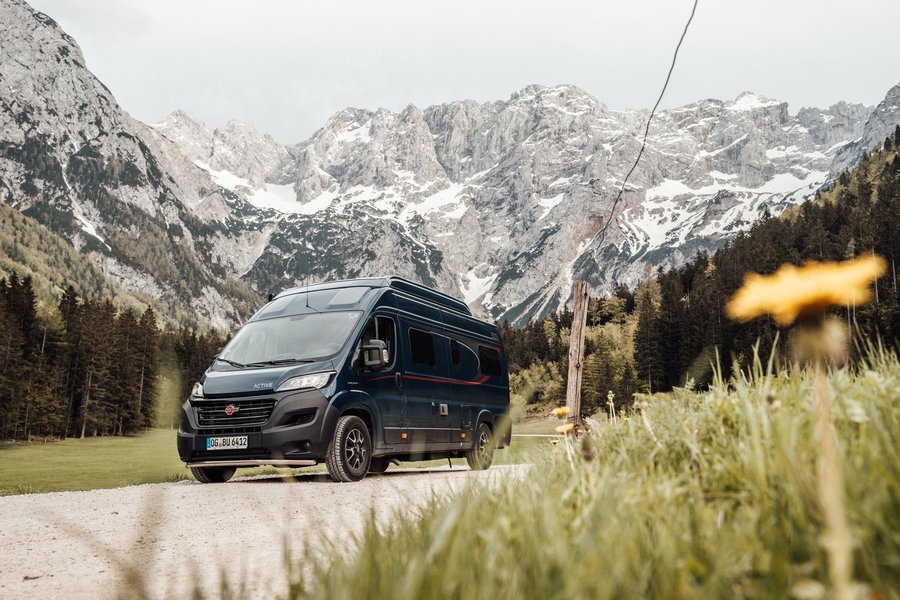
177;277;511;482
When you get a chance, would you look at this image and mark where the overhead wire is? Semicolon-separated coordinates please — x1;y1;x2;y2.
591;0;700;249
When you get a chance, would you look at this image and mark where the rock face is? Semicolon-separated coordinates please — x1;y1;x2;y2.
157;85;898;324
0;0;267;328
832;83;900;173
2;0;898;327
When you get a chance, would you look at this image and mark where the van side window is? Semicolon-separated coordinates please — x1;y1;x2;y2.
478;345;502;377
409;328;436;368
354;316;396;371
450;339;461;367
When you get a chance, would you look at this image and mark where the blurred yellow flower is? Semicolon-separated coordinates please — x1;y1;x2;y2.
556;423;574;435
552;406;570;418
725;253;886;326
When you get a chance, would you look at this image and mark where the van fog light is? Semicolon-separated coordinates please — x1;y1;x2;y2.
277;372;333;392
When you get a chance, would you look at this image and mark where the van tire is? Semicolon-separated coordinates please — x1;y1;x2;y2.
368;458;390;474
190;466;236;483
326;415;372;482
465;423;494;471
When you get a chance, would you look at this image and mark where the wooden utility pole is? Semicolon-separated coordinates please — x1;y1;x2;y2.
565;280;589;432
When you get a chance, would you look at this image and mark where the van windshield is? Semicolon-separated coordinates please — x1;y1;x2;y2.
217;311;362;367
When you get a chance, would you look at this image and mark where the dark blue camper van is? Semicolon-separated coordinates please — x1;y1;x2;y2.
177;277;511;482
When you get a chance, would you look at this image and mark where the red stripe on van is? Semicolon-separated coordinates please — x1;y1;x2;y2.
364;374;490;386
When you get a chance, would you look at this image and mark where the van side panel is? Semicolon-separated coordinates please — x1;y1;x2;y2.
440;309;510;447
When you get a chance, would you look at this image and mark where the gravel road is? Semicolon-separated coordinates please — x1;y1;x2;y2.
0;465;524;599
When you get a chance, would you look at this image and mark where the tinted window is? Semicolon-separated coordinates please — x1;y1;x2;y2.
450;339;461;367
409;329;436;368
478;345;502;377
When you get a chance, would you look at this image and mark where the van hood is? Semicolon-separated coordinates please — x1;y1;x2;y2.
200;360;335;398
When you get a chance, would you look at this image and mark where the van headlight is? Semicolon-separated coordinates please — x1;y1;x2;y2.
191;382;204;398
277;372;333;392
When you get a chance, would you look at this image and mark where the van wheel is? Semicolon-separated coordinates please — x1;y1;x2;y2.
465;423;494;471
368;458;390;474
190;466;236;483
326;415;372;482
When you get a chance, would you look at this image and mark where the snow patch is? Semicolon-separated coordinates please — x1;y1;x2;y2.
728;93;781;111
195;161;332;215
334;120;372;144
462;268;497;305
537;193;565;221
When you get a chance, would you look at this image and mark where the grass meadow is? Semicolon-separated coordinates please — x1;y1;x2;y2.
282;349;900;599
0;427;544;496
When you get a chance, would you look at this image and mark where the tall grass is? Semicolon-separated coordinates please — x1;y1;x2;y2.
287;350;900;599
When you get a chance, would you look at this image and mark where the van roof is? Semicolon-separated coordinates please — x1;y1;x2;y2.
275;276;472;317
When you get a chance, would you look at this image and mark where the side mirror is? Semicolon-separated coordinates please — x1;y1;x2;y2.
362;339;388;370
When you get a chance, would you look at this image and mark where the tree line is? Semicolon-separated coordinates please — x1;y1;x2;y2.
501;127;900;414
0;275;226;440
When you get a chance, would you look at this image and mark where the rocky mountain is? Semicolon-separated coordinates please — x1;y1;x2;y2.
3;0;899;328
0;0;266;328
156;84;896;324
832;83;900;173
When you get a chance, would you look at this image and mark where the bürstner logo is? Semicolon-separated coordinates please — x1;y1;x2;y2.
224;404;239;416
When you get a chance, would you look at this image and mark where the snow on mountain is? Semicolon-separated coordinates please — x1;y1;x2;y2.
155;82;896;324
3;0;898;327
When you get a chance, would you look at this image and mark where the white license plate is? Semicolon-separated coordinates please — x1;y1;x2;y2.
206;436;248;450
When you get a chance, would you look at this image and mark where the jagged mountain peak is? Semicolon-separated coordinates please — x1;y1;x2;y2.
729;91;784;110
180;82;898;324
4;0;900;329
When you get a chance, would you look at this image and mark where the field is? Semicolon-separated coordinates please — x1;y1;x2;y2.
283;351;900;599
0;427;545;495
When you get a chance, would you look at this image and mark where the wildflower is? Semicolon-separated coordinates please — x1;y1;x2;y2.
725;253;886;326
552;406;570;418
555;423;574;435
724;254;887;600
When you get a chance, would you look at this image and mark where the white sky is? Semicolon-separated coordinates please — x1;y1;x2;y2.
26;0;900;144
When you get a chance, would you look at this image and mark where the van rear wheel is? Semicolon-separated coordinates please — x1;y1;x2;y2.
465;423;494;470
326;415;372;482
190;466;236;483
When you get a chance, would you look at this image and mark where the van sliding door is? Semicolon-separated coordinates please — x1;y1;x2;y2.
400;321;451;446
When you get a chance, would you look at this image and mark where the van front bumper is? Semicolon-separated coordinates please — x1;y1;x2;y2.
176;389;339;467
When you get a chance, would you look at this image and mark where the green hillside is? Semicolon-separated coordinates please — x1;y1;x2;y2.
0;202;213;329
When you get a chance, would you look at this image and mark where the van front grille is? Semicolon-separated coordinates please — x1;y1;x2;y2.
195;399;276;427
197;426;263;436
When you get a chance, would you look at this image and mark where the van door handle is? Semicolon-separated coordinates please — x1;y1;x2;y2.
395;373;403;391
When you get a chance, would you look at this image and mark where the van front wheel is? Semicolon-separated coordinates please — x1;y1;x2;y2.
465;423;494;471
326;415;372;482
190;466;236;483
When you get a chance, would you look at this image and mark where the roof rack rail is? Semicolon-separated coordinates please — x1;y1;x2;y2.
387;277;471;316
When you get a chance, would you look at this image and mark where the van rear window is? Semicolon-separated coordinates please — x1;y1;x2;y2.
409;329;436;368
478;345;501;377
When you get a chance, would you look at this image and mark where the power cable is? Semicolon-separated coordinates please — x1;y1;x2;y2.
591;0;700;248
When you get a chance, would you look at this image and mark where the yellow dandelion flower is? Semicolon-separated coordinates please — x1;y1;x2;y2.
725;253;886;326
555;423;574;435
552;406;570;418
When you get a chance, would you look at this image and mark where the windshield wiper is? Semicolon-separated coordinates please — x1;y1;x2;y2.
244;358;316;367
214;357;247;369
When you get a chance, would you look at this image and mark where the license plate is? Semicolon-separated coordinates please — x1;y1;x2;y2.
206;436;248;450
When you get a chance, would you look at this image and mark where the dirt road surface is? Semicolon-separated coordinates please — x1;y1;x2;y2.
0;465;524;599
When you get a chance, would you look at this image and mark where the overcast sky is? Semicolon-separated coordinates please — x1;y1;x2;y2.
26;0;900;144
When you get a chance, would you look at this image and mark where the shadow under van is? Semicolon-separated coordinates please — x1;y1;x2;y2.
177;277;511;482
